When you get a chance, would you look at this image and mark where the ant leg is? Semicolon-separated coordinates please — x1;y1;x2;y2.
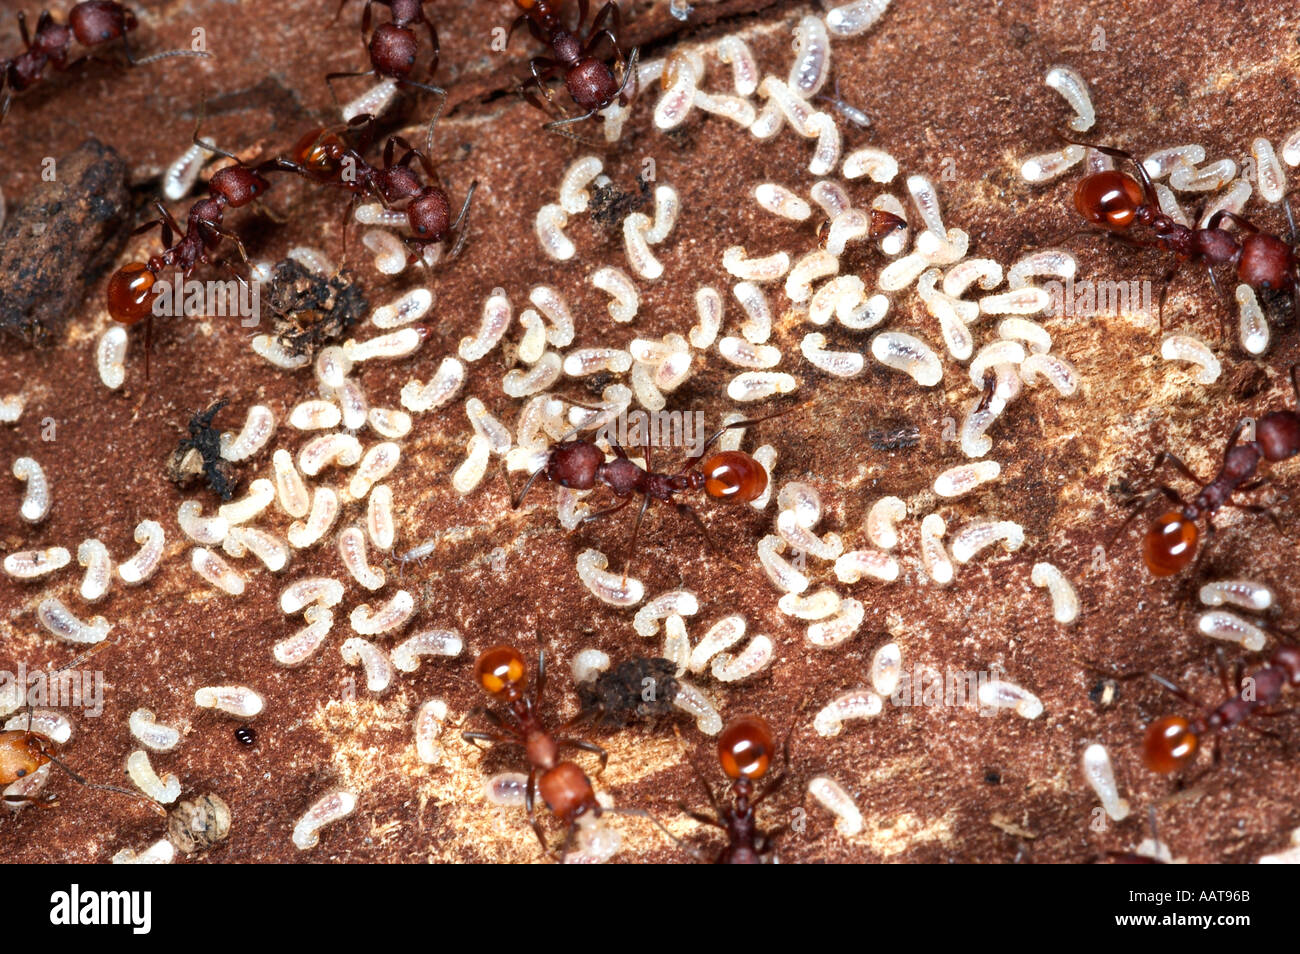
1104;484;1186;551
535;649;547;710
396;77;447;98
205;223;251;265
1148;451;1204;488
511;461;549;510
576;496;633;528
679;806;727;829
17;10;31;48
675;502;745;570
424;20;440;79
325;69;375;106
679;403;804;472
1205;210;1263;235
557;736;609;773
42;752;167;816
752;729;793;806
620;493;651;583
524;769;549;852
460;730;513;749
446;181;479;260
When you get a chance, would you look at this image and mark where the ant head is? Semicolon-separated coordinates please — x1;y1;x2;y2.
1237;233;1295;293
1073;170;1145;231
1142;510;1198;576
69;1;135;47
547;440;605;490
0;729;52;784
209;165;271;208
475;646;527;697
369;23;419;78
869;209;908;238
717;714;774;781
407;188;451;240
106;262;157;324
1143;716;1198;773
293;128;346;176
567;58;618;111
700;450;768;503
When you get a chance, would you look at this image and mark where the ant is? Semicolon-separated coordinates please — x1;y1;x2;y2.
284;113;477;265
1;644;164;817
511;406;793;573
1143;642;1300;774
508;0;639;137
1067;137;1299;335
327;0;446;104
105;132;289;376
1;1;207;121
676;714;789;864
1113;364;1300;577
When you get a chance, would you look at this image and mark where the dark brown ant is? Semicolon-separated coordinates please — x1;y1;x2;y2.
1;644;165;817
677;714;789;864
1112;364;1300;576
1067;138;1299;335
327;0;445;104
1143;643;1300;774
463;645;666;857
508;0;639;137
284;113;477;265
511;407;793;573
1;1;207;121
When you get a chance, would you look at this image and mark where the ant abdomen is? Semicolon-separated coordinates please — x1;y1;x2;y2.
106;262;157;324
701;451;768;503
1142;715;1198;773
718;714;774;780
1073;171;1144;230
1142;511;1198;577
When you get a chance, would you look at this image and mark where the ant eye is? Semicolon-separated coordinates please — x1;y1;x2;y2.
718;715;774;779
16;769;26;778
475;646;526;694
701;451;767;502
1142;511;1198;576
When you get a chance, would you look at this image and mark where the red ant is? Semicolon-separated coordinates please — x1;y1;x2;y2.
1;1;207;121
1143;643;1300;774
105;131;289;375
283;113;477;265
1113;364;1300;577
1067;138;1299;334
511;407;791;572
462;645;666;857
327;0;445;103
508;0;639;137
1;644;164;817
676;714;789;864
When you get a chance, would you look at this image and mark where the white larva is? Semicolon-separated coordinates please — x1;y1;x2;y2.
12;457;49;523
824;209;874;257
778;589;843;620
809;179;851;220
273;606;334;667
126;750;181;805
564;348;633;377
949;519;1025;564
870;331;942;387
834;548;899;584
1044;66;1094;132
756;76;815;136
813;689;882;737
341;76;397;121
280;577;346;615
220;405;275;462
712;635;774;682
163;136;213;200
809;276;864;326
344;327;425;363
195;685;265;718
777;509;843;560
362;228;407;274
37;597;110;643
1008;249;1076;289
916;226;968;265
118;520;164;585
367;407;412;440
807;598;865;648
786;249;839;302
872;642;902;697
76;539;112;602
1143;144;1206;179
1199;579;1273;612
716;34;758;96
1197;610;1266;652
754;183;812;220
842;146;898;183
218;477;276;525
1020;145;1085;183
559;156;604;214
339;527;385;591
414;699;449;765
688;615;746;673
571;649;611;684
504;351;562;398
801;333;863;377
526;286;575;348
371;287;433;329
727;371;798;402
934;461;1001;499
997;317;1052;354
878;253;928;291
591;266;641;322
536;204;575;261
865;496;907;549
756;535;810;594
1236;284;1269;357
777;482;822;528
722;246;790;283
806;111;842;176
790;15;831;98
807;775;863;836
272;449;310;520
178;500;228;545
694;89;756;127
341;637;395;692
644;185;680;244
824;0;891;37
354;202;408;228
633;590;699;637
1030;562;1080;624
690;286;723;349
402;356;465;412
623;213;664;280
960;391;1006;458
718;336;781;370
290;399;342;430
6;546;71;580
919;513;953;585
128;709;181;752
672;679;722;735
251;334;311;370
452;434;491;494
191;547;246;595
349;442;401;499
979;287;1049;316
750;445;777;510
518;309;547;364
350;590;416;636
977;680;1043;719
111;839;175;865
575;548;644;606
223;526;290;573
4;709;71;743
391;629;463;673
96;325;129;389
298;434;363;477
944;259;1004;297
292;791;358;850
1197;179;1252;229
655;52;698;129
731;281;773;344
1081;744;1130;822
366;485;395;552
459;293;512;362
1160;334;1220;385
1169;157;1237;192
288;487;341;549
0;393;24;423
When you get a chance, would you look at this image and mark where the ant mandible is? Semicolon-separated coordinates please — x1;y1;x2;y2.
1;1;207;121
512;406;791;571
1143;643;1300;773
1068;138;1299;334
2;644;165;816
677;714;789;864
284;113;477;265
461;645;613;855
328;0;445;104
1115;364;1300;577
508;0;639;136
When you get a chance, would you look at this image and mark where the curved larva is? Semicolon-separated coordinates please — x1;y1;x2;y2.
712;635;774;682
368;407;412;440
866;496;907;549
97;326;128;389
809;180;851;220
790;15;831;97
870;332;942;387
694;89;756;126
754;183;812;221
251;334;311;370
220;405;275;462
341;637;395;692
944;259;1004;297
402;357;466;412
871;194;909;255
843;146;898;183
997;318;1052;354
980;286;1050;316
273;606;334;667
299;434;363;477
391;629;463;673
191;547;245;595
750;445;777;510
722;246;790;282
362;229;408;274
280;577;345;615
414;699;449;765
1197;610;1267;652
341;76;397;121
786;249;839;303
1169;157;1237;192
118;520;164;585
919;513;952;585
776;482;822;528
655;51;698;130
934;461;1001;499
778;509;843;560
223;526;291;573
316;352;350;392
339;527;385;591
592;266;640;322
288;488;341;549
530;286;576;347
178;500;227;545
459;293;512;362
756;535;809;594
961;391;1007;459
354;202;408;228
37;597;110;643
1045;66;1094;132
806;111;842;176
0;393;24;424
344;328;426;363
878;253;928;291
129;709;181;752
290;400;341;431
813;689;882;737
756;76;815;136
451;434;491;494
13;457;49;523
645;185;680;244
834;549;899;583
1008;249;1076;289
719;336;781;370
800;333;862;377
1160;334;1220;385
1031;562;1080;624
969;340;1026;389
77;539;112;602
688;615;746;673
195;685;264;718
1082;743;1130;822
576;548;644;606
917;269;973;360
716;34;758;96
218;478;276;525
824;209;872;257
824;0;891;37
872;642;902;696
623;213;664;280
371;287;433;329
727;372;798;401
1236;284;1269;356
633;590;699;637
1021;144;1086;183
292;791;357;850
1020;352;1079;397
6;547;71;580
733;281;773;344
126;750;181;805
350;590;415;637
517;309;547;364
272;450;310;520
163;136;213;200
367;485;395;552
350;442;401;499
536;204;575;260
1199;578;1273;612
778;589;843;620
949;520;1025;564
1143;144;1206;179
809;275;864;326
807;598;865;648
978;680;1043;719
559;156;604;214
